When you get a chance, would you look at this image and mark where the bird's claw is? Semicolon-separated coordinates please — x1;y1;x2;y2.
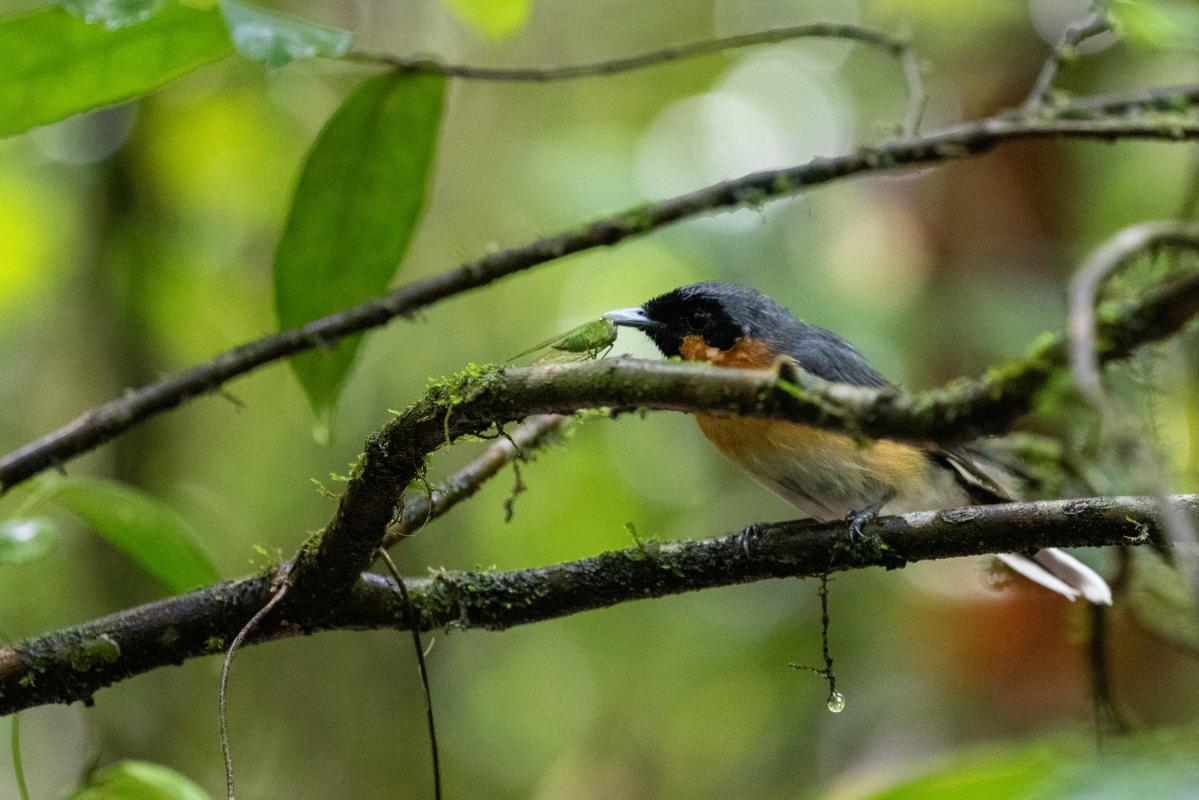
737;523;766;557
845;508;876;541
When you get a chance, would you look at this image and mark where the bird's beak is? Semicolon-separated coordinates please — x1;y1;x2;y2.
603;307;657;330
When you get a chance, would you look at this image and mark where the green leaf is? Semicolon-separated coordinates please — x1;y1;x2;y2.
865;743;1062;800
69;760;212;800
864;728;1199;800
45;476;218;593
219;0;352;69
275;72;445;433
61;0;165;31
441;0;531;38
1113;0;1199;50
0;5;233;137
0;518;58;566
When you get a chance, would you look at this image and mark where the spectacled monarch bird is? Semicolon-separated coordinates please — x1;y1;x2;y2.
605;281;1111;605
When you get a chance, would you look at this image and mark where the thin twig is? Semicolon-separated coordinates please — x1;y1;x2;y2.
377;549;441;800
1180;151;1199;220
1088;603;1129;739
898;45;927;137
219;566;291;800
381;415;565;549
503;457;526;524
789;573;840;711
1022;11;1111;112
353;24;925;134
5;107;1199;494
495;426;526;524
1056;83;1199;118
10;714;28;800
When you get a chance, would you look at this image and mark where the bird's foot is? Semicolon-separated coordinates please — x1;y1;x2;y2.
844;492;893;542
845;507;878;541
737;522;768;557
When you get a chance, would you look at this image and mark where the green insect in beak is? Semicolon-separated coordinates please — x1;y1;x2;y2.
510;317;618;363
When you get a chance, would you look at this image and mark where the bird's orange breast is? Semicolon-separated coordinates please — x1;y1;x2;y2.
680;334;776;368
681;334;930;514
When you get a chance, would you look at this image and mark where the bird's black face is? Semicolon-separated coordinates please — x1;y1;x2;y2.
603;282;756;359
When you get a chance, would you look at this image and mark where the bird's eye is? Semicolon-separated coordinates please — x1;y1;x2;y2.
687;309;711;331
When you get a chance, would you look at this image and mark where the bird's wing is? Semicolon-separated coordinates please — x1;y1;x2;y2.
930;446;1013;504
780;324;891;388
936;449;1113;605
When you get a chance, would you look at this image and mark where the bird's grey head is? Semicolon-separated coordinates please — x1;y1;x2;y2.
603;281;796;358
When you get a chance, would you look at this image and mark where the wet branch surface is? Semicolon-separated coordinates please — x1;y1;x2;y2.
0;494;1192;716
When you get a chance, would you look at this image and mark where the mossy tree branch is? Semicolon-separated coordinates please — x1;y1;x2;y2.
0;494;1193;716
4;102;1199;492
2;221;1189;713
285;262;1199;609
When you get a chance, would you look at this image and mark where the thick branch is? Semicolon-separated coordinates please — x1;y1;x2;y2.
1;495;1192;716
4;107;1199;493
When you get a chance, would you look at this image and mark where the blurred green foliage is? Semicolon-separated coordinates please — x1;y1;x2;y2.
866;727;1199;800
442;0;531;39
1112;0;1199;52
0;0;1197;798
40;475;219;592
0;518;58;566
0;5;231;135
69;759;213;799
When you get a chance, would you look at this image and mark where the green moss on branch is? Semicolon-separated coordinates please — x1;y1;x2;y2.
2;495;1194;715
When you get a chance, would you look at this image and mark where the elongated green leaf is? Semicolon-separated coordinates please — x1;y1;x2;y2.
275;72;445;436
865;728;1199;800
866;744;1062;800
442;0;531;38
220;0;352;69
62;0;165;31
69;760;212;800
0;518;58;565
0;4;233;137
45;476;218;593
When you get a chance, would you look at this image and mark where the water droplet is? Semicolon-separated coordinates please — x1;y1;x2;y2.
826;691;845;713
221;0;353;69
311;420;331;445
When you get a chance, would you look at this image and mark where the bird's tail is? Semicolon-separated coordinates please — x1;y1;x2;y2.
996;549;1113;605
